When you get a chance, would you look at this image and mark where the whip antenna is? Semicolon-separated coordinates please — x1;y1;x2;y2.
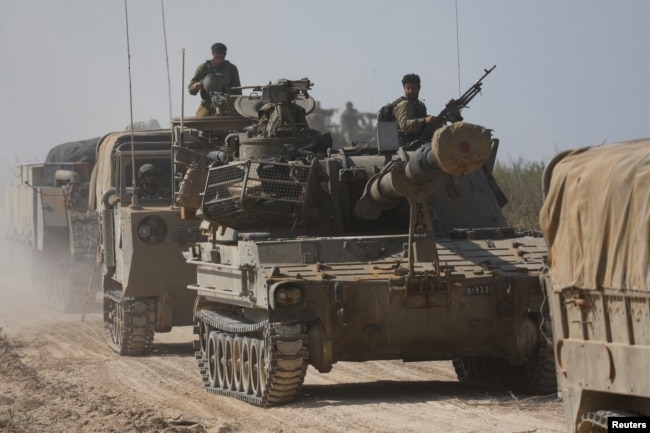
455;0;461;96
124;0;138;207
181;48;185;124
160;0;172;121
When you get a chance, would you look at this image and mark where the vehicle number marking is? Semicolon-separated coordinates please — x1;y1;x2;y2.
466;285;493;295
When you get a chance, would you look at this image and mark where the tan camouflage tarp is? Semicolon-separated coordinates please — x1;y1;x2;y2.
88;130;174;210
89;131;126;211
539;138;650;291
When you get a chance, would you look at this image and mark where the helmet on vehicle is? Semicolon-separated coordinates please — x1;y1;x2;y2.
202;73;227;93
138;164;158;179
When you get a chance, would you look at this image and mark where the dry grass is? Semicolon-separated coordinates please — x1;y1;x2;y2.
493;159;545;231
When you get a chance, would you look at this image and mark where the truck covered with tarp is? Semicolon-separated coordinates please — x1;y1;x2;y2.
540;138;650;432
5;137;101;312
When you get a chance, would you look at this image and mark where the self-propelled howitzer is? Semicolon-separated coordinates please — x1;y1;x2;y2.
183;116;555;405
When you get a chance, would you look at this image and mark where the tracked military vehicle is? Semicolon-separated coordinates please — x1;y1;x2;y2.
540;139;650;432
5;138;100;312
87;125;228;355
174;78;555;406
92;103;251;355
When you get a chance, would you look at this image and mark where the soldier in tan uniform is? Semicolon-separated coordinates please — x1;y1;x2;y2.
188;43;242;117
393;73;438;148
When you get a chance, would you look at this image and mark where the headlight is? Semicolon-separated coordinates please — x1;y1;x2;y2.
137;225;152;238
272;285;303;307
137;216;168;245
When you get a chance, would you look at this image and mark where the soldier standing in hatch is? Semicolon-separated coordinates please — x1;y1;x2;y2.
188;42;242;117
394;73;438;148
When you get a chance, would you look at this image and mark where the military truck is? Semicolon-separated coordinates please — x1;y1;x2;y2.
5;138;100;312
172;78;556;406
540;139;650;432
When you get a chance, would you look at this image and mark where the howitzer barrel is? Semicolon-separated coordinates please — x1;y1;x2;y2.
354;122;493;220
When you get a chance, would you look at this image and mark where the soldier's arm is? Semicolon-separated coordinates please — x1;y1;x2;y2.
188;63;207;95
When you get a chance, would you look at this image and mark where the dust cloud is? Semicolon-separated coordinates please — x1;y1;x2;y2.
0;222;40;332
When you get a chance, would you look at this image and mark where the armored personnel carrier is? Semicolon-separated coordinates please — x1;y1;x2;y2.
174;78;555;405
5;138;100;312
91;98;252;355
540;139;650;432
86;125;225;355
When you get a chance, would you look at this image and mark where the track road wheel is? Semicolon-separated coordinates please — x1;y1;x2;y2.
232;336;244;392
224;335;234;391
216;333;228;390
241;337;252;394
249;337;261;396
256;337;268;397
207;332;220;388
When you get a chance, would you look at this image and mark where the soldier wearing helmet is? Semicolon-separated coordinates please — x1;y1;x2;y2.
188;42;242;117
136;164;170;200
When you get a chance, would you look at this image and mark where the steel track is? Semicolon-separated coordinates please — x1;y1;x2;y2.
195;309;309;406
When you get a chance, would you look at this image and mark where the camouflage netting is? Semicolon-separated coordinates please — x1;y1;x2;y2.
45;137;100;164
539;138;650;291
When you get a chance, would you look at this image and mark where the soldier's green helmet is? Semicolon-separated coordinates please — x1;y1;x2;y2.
138;164;158;179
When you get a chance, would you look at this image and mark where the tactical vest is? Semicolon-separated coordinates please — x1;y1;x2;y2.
395;98;427;145
377;97;407;122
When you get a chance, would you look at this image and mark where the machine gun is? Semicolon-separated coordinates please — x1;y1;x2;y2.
435;65;496;126
232;78;317;139
404;65;496;150
201;74;230;115
233;78;313;105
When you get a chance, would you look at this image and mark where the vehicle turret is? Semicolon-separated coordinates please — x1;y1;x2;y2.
353;122;492;221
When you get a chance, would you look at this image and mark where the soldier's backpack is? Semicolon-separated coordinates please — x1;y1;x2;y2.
377;97;406;122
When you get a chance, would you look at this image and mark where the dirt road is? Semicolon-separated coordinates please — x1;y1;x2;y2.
0;255;566;433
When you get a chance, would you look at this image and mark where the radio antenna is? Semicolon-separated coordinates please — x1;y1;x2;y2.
160;0;172;121
124;0;138;207
455;0;462;96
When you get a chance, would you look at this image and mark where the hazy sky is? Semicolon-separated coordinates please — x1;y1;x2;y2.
1;0;649;167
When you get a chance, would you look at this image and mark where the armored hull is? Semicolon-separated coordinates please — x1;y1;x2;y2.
188;229;553;404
